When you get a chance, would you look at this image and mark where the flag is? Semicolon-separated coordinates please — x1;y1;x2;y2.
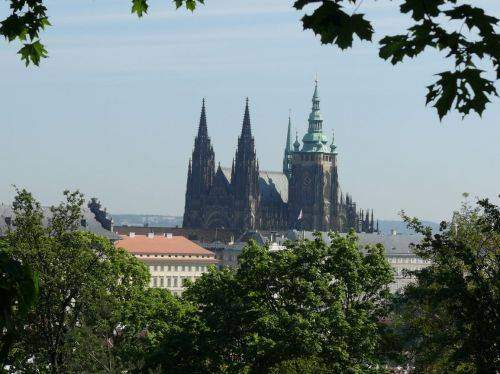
297;209;303;220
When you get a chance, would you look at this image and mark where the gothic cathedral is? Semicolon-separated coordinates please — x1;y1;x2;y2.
183;81;376;233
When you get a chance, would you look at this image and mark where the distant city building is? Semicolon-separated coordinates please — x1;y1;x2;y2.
183;82;376;233
114;233;217;295
0;199;119;241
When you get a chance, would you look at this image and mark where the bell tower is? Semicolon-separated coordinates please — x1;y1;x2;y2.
288;80;339;231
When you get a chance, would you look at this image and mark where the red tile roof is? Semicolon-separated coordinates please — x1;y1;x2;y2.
115;235;214;256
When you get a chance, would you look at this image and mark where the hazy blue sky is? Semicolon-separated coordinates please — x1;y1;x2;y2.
1;0;499;222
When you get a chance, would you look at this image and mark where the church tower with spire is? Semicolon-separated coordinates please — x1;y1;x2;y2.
183;99;215;228
231;98;260;230
288;80;340;231
282;112;293;179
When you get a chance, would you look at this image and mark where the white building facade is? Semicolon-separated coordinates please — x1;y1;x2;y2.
115;233;217;295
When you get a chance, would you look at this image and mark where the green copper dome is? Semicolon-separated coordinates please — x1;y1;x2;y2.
293;131;301;151
301;80;331;153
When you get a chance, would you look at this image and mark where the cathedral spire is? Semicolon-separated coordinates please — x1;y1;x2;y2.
183;98;216;229
285;111;293;152
283;111;293;178
302;79;329;153
197;98;208;139
232;98;260;229
309;78;322;133
241;97;252;138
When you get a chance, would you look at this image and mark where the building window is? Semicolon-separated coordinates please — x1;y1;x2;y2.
160;277;164;287
167;277;171;287
153;277;157;287
154;265;157;271
173;277;178;287
182;265;186;271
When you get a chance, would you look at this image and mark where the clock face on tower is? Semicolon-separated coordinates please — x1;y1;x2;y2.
302;172;314;204
303;174;312;187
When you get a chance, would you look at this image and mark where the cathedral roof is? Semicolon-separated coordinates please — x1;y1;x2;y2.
220;167;232;183
259;170;288;203
220;167;288;203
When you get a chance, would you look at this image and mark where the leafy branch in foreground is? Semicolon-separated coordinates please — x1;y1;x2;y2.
0;246;39;367
0;0;204;67
1;0;498;119
295;0;499;119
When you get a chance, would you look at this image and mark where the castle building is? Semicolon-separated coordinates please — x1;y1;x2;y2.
183;81;375;233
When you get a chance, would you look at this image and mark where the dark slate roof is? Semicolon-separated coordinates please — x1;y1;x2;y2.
237;230;267;246
221;167;232;183
0;204;120;240
259;170;288;203
220;167;288;203
357;232;423;255
284;230;422;255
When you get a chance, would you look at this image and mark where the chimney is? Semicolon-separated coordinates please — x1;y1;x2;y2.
147;232;154;239
129;232;135;238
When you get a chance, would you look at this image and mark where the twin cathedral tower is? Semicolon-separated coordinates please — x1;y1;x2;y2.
183;81;376;233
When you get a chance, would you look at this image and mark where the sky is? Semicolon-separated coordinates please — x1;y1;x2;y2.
1;0;499;222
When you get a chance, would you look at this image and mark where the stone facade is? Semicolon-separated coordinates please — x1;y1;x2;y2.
183;82;376;233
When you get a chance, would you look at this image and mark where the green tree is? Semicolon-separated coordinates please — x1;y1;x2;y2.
64;287;191;372
149;232;394;372
1;0;498;119
3;189;152;372
396;197;500;373
0;243;38;368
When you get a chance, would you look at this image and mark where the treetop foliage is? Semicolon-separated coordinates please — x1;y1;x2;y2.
396;196;500;372
1;188;161;372
1;0;498;120
1;188;499;372
147;233;394;372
